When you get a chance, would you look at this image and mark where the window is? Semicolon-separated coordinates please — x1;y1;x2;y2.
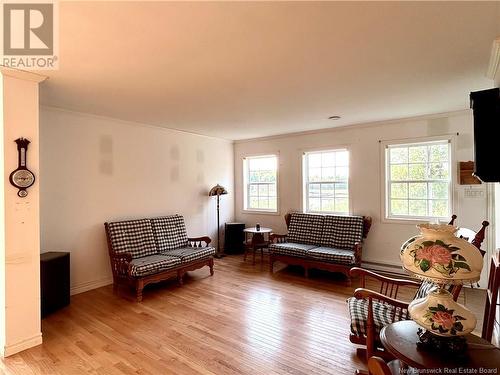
243;155;278;212
385;139;452;220
303;149;349;214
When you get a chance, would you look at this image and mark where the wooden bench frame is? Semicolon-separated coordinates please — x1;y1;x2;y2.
105;223;214;301
269;213;372;280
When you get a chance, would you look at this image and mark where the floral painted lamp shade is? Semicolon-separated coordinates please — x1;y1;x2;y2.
400;223;484;338
408;288;477;336
208;184;228;197
401;224;483;285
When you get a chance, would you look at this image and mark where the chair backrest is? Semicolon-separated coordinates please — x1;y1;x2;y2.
151;215;189;252
284;212;372;241
449;214;489;255
482;249;500;342
105;219;158;259
367;357;392;375
286;213;325;245
320;215;364;250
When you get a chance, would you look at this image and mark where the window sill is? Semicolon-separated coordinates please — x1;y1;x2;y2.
241;209;281;216
305;211;351;216
381;216;450;225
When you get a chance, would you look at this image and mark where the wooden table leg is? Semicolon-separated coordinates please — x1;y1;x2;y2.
243;233;249;261
251;233;265;266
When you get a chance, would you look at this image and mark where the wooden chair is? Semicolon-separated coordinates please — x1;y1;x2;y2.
348;216;489;362
482;248;500;342
367;357;393;375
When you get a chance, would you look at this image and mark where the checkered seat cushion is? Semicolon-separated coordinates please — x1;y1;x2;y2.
106;219;158;259
161;246;215;264
347;297;408;337
129;254;181;277
269;242;316;257
307;247;356;265
151;215;189;252
321;215;364;250
287;213;325;245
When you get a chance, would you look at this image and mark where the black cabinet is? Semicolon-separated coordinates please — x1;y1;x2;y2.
40;252;70;318
470;88;500;182
224;223;245;254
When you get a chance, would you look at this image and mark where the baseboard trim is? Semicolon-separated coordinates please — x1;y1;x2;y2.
3;332;42;357
70;277;113;296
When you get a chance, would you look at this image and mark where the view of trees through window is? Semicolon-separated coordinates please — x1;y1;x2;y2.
303;149;349;214
244;155;277;211
387;140;451;219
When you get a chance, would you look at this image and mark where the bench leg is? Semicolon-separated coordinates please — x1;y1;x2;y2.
177;270;184;286
135;280;144;302
209;257;214;276
304;267;309;278
269;255;274;273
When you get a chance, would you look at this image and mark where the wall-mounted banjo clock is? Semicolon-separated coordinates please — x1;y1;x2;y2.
9;138;35;198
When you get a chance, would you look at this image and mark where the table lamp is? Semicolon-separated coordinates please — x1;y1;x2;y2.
209;184;228;258
400;223;484;352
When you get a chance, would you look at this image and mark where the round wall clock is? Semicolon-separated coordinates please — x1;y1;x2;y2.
9;138;35;197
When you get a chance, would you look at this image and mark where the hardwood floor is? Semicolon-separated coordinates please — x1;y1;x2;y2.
0;255;486;375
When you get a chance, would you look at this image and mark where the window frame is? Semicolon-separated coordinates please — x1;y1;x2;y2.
242;153;279;214
302;148;351;215
381;135;456;223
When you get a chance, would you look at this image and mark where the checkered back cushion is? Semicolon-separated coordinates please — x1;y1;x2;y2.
151;215;189;252
106;219;158;259
320;215;364;250
347;297;409;337
287;213;325;245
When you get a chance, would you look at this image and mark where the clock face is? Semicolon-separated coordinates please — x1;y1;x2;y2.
11;169;35;188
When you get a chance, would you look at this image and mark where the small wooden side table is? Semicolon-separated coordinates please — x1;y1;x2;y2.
243;227;272;265
380;320;500;370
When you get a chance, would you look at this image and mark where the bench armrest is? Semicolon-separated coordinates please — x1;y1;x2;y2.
353;242;363;264
188;236;212;247
270;233;287;243
110;252;132;277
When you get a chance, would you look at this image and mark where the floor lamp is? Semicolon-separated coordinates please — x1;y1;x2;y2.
208;184;228;258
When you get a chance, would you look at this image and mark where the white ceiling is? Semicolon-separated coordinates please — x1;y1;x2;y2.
39;1;500;140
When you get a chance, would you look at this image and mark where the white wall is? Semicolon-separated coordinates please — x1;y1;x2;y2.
234;110;491;284
1;69;45;356
40;107;234;295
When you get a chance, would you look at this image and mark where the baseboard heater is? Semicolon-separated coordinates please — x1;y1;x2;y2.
361;260;406;278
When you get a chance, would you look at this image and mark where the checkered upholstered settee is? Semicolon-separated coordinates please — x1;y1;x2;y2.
105;215;215;301
269;213;372;279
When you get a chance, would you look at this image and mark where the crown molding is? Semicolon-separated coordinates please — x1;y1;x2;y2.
0;66;47;83
486;37;500;84
41;105;234;143
234;109;470;144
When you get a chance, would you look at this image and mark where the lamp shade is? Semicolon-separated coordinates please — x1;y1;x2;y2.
409;288;477;337
208;184;228;197
400;224;483;285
